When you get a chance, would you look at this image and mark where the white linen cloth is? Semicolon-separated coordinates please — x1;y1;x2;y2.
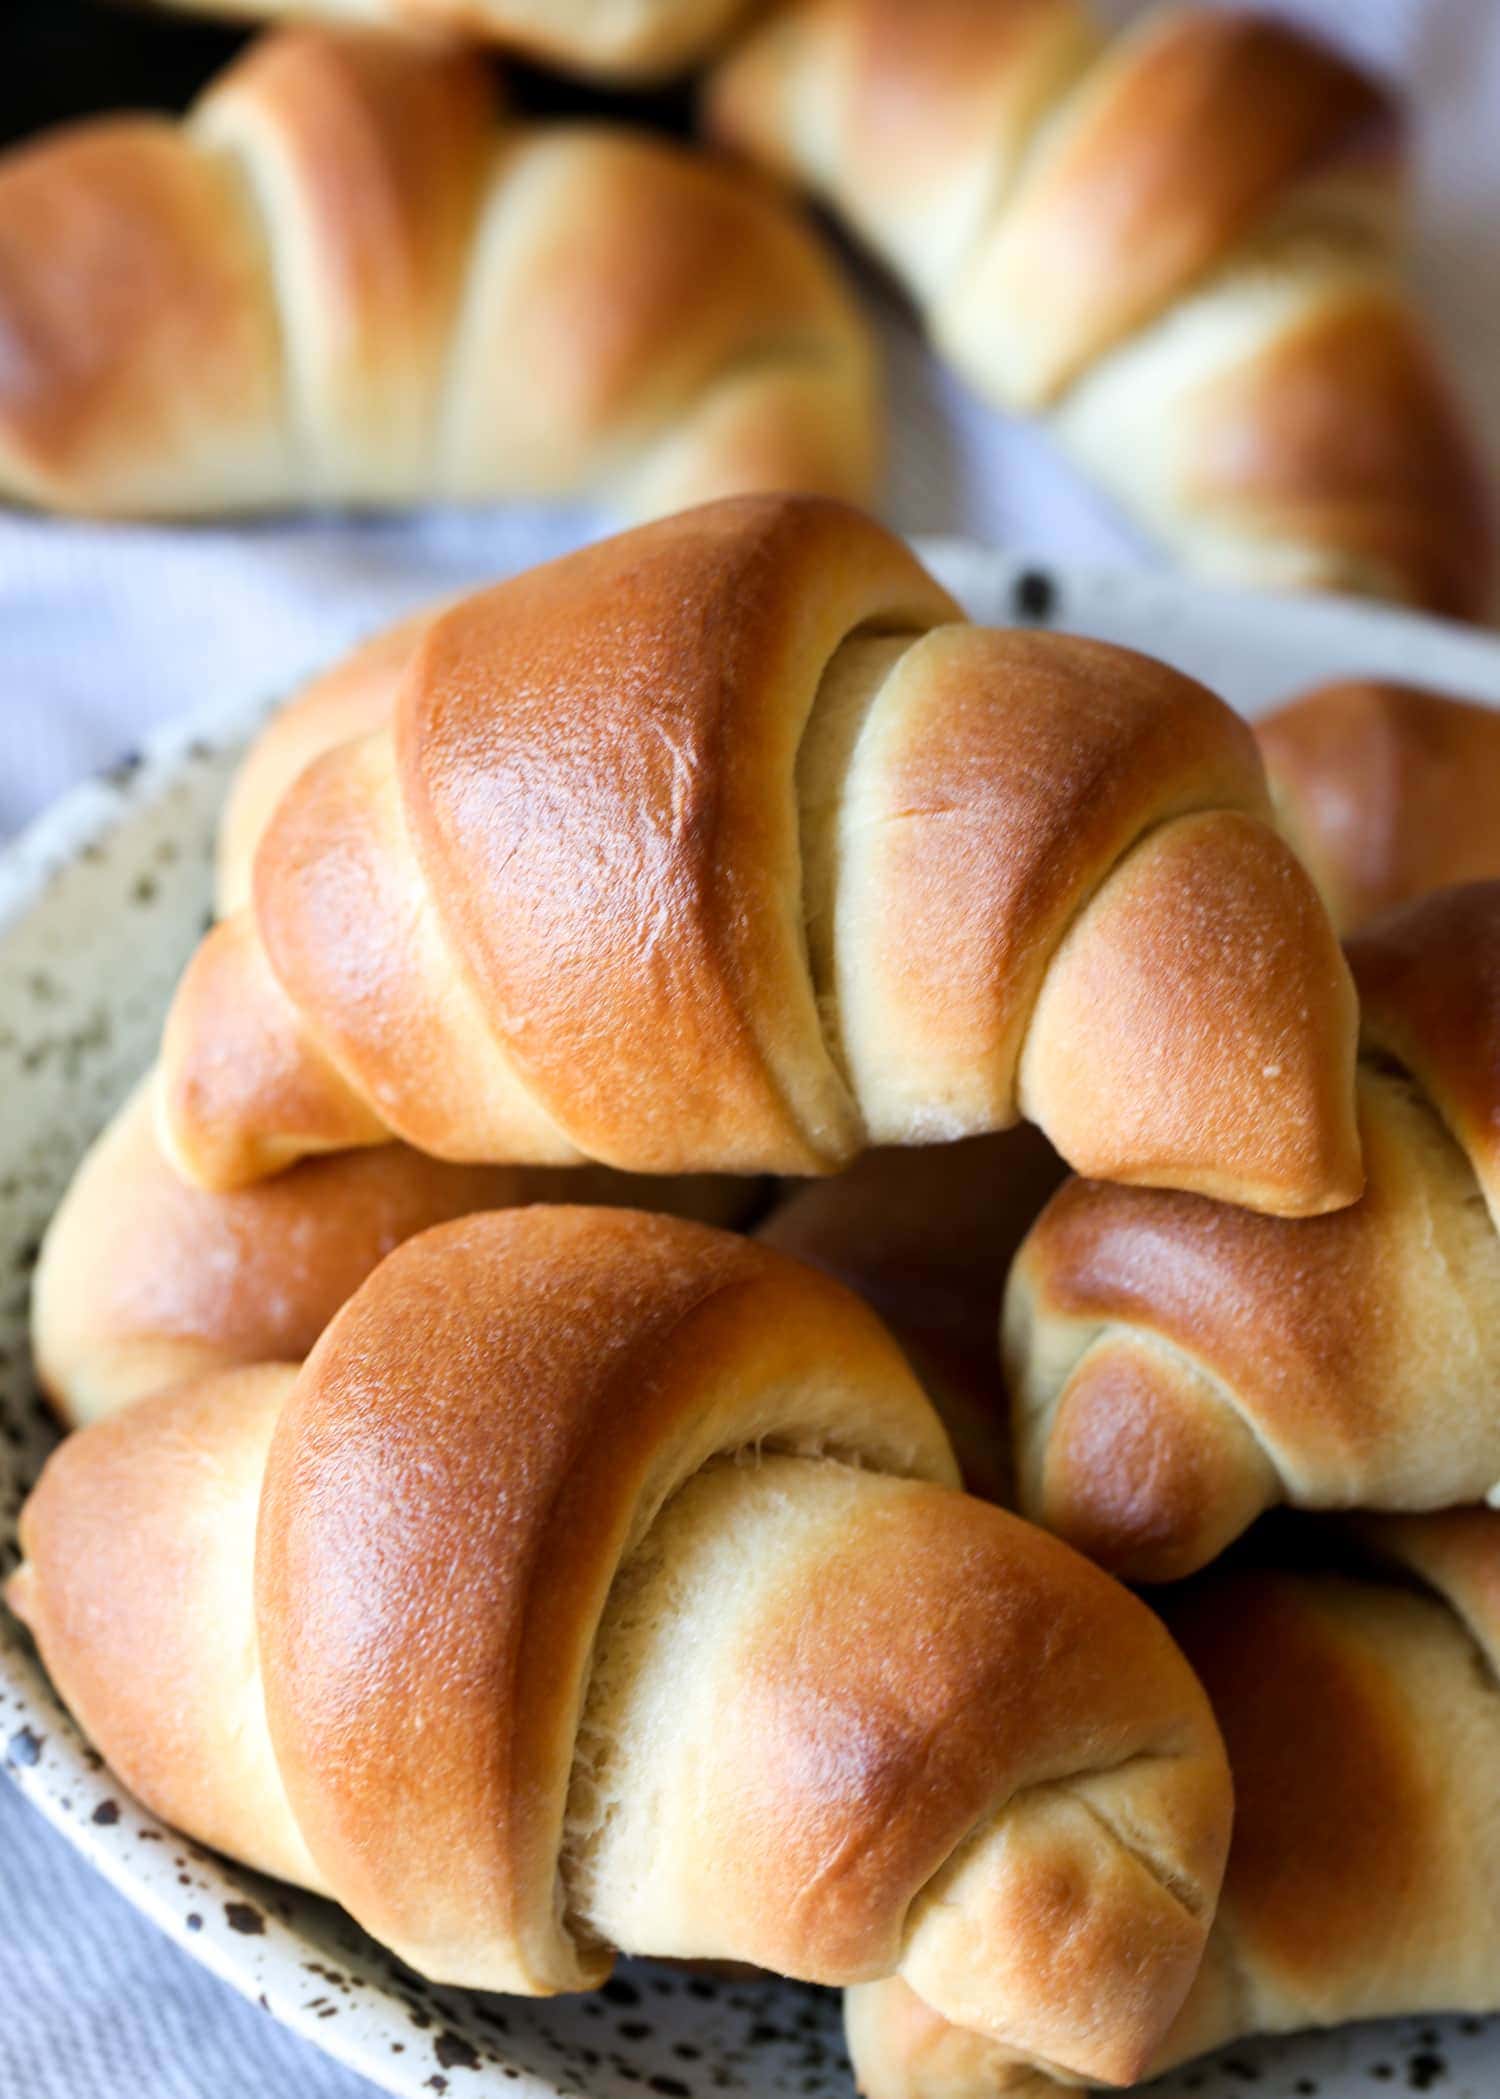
0;2;1495;2092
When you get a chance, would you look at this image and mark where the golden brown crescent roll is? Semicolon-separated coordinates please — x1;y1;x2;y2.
1010;880;1500;1582
151;0;751;81
0;26;878;519
9;1207;1231;2090
757;1127;1064;1502
34;596;753;1428
1258;678;1500;931
848;1507;1500;2098
156;493;1361;1215
31;1076;754;1428
706;0;1492;617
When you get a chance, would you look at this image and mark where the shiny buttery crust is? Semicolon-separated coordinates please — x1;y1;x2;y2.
847;1508;1500;2097
1259;678;1500;931
216;607;441;915
0;27;879;518
1010;881;1500;1581
39;623;749;1429
157;493;1360;1214
706;0;1491;616
10;1207;1230;2089
31;1076;754;1428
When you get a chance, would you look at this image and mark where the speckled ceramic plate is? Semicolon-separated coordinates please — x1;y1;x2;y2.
4;548;1500;2099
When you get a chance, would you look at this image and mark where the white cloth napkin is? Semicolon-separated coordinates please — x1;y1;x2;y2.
0;3;1495;2094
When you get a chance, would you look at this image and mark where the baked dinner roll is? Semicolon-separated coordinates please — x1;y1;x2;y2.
706;1;1492;617
157;494;1361;1215
1010;880;1500;1582
31;1076;753;1429
9;1207;1231;2089
34;600;753;1428
1259;678;1500;931
150;0;751;81
848;1508;1500;2098
0;26;878;519
758;1127;1064;1503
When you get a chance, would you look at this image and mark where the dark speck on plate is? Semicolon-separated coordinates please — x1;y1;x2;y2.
434;2033;480;2072
1011;569;1057;622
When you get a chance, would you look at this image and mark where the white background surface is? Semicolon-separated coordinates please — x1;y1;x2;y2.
0;3;1497;2096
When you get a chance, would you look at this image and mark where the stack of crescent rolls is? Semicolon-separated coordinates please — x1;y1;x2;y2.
15;487;1500;2097
0;0;1492;616
4;0;1499;2086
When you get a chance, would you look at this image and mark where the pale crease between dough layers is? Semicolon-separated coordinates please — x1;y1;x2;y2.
9;1208;1230;2091
0;27;879;518
706;0;1491;616
1010;881;1500;1581
847;1509;1500;2097
156;493;1360;1213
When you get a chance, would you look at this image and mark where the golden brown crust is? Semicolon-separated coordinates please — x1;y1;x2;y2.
194;28;492;500
1012;1068;1500;1580
1348;881;1500;1217
822;628;1271;1140
441;124;882;514
32;1077;754;1427
14;1204;1228;2083
704;0;1102;301
256;1206;953;1991
845;1977;1062;2099
952;4;1402;402
396;497;948;1174
1184;288;1493;621
1018;806;1360;1214
1011;883;1500;1579
161;911;392;1188
216;607;439;915
254;728;588;1168
0;119;287;511
11;1364;317;1886
850;1509;1500;2096
1351;1505;1500;1676
0;26;879;517
724;1478;1226;2079
1155;1516;1500;2056
707;1;1492;617
1165;1569;1436;1997
1259;679;1500;932
158;493;1360;1211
